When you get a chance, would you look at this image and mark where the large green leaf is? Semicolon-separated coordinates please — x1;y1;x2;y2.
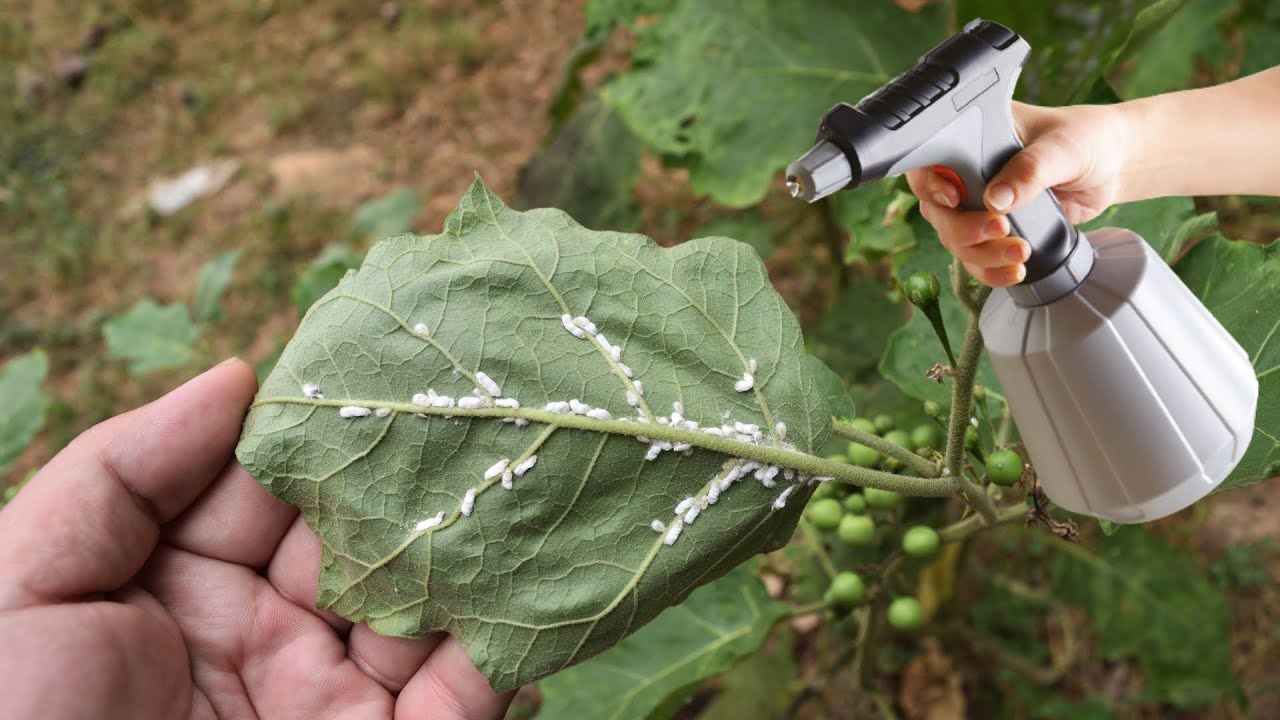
291;244;365;315
1050;527;1239;707
1241;0;1280;76
954;0;1186;104
1079;196;1202;263
693;213;779;261
0;350;49;480
805;355;856;422
602;0;948;206
537;563;786;720
351;187;420;240
1174;235;1280;489
103;299;200;376
237;179;833;690
192;249;242;323
1112;0;1235;98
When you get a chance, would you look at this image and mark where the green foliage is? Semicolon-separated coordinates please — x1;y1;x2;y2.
191;249;243;323
290;243;365;315
695;212;780;261
804;355;856;421
602;0;948;205
538;563;787;720
1240;0;1280;75
238;179;832;690
517;99;642;232
350;187;420;240
103;299;201;376
810;275;903;382
1174;235;1280;490
1079;196;1202;262
1051;528;1239;707
697;633;799;720
0;350;49;480
833;184;916;260
1113;0;1235;98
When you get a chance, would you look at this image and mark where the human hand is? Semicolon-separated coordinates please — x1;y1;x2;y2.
0;359;514;720
906;101;1131;287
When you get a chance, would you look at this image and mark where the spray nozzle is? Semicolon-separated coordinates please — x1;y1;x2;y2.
784;140;855;203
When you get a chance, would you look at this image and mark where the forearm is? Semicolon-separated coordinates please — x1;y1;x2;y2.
1116;66;1280;202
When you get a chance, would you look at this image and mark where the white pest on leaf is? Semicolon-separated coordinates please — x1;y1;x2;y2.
545;401;571;414
772;485;796;510
609;345;622;362
569;399;590;415
514;417;529;427
663;520;684;546
620;363;634;378
707;484;720;504
586;408;612;420
683;506;701;525
339;406;371;418
734;373;755;392
595;333;611;352
495;397;520;409
475;371;501;397
633;380;644;395
651;519;666;533
513;455;538;477
749;357;758;373
703;427;724;437
501;472;514;490
375;407;392;418
672;401;684;416
458;396;484;410
302;383;324;399
413;323;431;339
461;488;477;517
430;395;456;408
572;316;597;335
627;391;639;407
561;314;586;338
484;459;510;481
675;496;695;515
775;422;787;439
412;393;431;407
413;512;445;532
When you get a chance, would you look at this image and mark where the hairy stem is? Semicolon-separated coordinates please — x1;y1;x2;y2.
943;278;996;524
831;419;940;478
936;502;1026;543
921;303;957;366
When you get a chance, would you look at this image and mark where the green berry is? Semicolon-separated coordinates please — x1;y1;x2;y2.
846;443;880;468
842;493;867;514
923;400;942;418
812;482;838;500
905;271;941;307
987;449;1024;486
873;414;895;434
864;487;901;510
851;417;877;435
902;526;940;558
806;498;844;530
837;513;876;546
887;597;924;630
829;571;866;605
973;385;986;401
883;429;911;449
911;423;941;451
965;425;980;451
826;453;848;464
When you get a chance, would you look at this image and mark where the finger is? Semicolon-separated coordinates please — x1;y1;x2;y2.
965;262;1026;288
905;168;960;209
984;131;1088;214
165;460;298;569
0;358;257;611
267;515;354;634
950;237;1031;270
396;634;516;720
349;626;446;693
918;199;1009;250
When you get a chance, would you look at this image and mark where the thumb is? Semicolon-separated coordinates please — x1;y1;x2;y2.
983;132;1089;214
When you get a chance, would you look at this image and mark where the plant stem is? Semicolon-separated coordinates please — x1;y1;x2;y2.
850;605;876;688
831;419;940;478
943;306;997;524
936;502;1026;543
799;517;840;580
920;304;957;366
788;598;831;618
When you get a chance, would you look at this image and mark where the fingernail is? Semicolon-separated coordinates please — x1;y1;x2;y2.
987;183;1014;211
931;191;954;209
1005;241;1029;262
1013;264;1027;284
984;217;1007;238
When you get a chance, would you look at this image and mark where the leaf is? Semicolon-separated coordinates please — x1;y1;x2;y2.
694;212;778;260
810;274;905;383
1112;0;1235;98
238;178;833;690
602;0;948;206
350;187;420;240
954;0;1187;104
832;184;917;261
585;0;675;32
1240;0;1280;76
1174;235;1280;490
805;355;856;421
290;244;365;315
1079;196;1200;262
1050;527;1239;707
698;625;798;720
0;350;49;480
191;249;242;323
537;564;787;720
517;99;642;233
103;299;200;377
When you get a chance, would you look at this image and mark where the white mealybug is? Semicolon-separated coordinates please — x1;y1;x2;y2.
675;496;695;515
645;443;663;461
683;506;701;525
670;411;683;425
633;380;644;395
627;391;640;407
545;401;571;414
610;345;622;362
941;467;951;476
775;421;787;439
501;472;514;490
569;399;590;415
461;488;477;517
413;323;431;339
586;408;612;420
813;476;833;483
484;458;510;481
475;371;502;397
620;364;634;378
573;316;598;335
513;455;538;477
651;519;666;533
783;468;795;481
561;314;586;338
412;393;431;407
495;397;520;409
375;407;392;418
413;512;445;532
663;520;684;546
703;427;724;437
734;373;754;392
458;396;484;409
707;484;721;504
671;442;691;453
672;401;684;415
734;422;760;435
749;357;758;373
302;383;323;399
514;418;529;427
339;406;371;418
970;417;979;427
771;485;797;510
430;395;456;408
595;333;611;352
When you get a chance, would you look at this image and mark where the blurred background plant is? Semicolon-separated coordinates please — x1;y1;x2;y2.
3;1;1279;718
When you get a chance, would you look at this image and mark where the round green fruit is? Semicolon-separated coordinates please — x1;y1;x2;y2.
883;429;912;449
873;414;895;434
905;271;941;307
846;443;880;468
902;526;940;558
837;513;876;546
842;493;867;514
851;417;877;435
986;449;1024;486
864;487;901;510
910;423;940;451
829;571;866;605
965;425;980;450
923;400;942;418
887;597;924;630
806;498;844;530
812;482;837;500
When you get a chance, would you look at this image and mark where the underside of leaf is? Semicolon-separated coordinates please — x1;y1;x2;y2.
236;178;833;689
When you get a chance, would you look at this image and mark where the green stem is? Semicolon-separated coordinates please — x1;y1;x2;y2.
799;517;840;580
936;502;1026;543
788;599;831;618
943;276;996;525
831;419;940;478
256;396;962;496
850;605;876;688
920;304;957;366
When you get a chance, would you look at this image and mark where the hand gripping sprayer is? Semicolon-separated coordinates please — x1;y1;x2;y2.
786;19;1258;522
